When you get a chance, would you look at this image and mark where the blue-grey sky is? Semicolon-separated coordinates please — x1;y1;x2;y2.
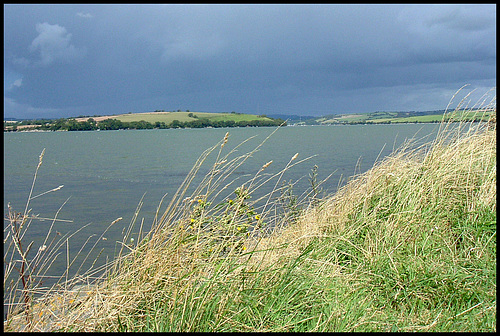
4;4;496;119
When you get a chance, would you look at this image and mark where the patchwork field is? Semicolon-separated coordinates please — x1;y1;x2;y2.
311;109;494;125
76;111;274;124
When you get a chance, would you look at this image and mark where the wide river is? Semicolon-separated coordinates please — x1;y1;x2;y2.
4;124;440;285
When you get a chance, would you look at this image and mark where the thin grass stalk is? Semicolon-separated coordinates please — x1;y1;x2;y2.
73;217;122;280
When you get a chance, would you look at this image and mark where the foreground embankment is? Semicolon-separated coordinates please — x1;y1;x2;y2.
4;111;496;332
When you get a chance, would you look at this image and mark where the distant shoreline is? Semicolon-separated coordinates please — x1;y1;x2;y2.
4;108;493;132
4;120;486;133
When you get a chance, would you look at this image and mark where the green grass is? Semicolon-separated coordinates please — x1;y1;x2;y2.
373;110;494;124
113;111;274;124
4;100;496;332
318;109;494;125
374;114;446;123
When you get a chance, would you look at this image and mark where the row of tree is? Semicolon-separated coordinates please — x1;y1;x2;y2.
7;117;286;132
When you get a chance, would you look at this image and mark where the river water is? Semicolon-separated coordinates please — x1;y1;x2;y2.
4;124;440;285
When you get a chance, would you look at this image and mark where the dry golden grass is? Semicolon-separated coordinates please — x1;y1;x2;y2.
249;101;496;267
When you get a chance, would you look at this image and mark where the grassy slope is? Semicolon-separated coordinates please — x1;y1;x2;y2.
317;109;493;124
4;111;496;332
113;112;274;124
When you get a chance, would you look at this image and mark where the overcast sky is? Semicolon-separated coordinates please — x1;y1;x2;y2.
3;4;496;119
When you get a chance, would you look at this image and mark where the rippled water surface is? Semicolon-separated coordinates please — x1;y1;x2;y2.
4;124;440;281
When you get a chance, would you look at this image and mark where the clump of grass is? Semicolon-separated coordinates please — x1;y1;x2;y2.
50;126;328;332
4;89;496;332
255;92;496;331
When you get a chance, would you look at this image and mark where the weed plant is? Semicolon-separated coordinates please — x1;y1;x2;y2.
4;89;496;332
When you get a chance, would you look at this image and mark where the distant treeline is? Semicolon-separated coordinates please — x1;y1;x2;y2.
4;117;286;132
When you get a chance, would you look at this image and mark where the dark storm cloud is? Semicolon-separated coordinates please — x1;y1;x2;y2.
3;4;496;119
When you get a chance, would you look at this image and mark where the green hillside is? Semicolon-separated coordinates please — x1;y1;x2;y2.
4;111;285;132
302;109;494;125
113;111;274;124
